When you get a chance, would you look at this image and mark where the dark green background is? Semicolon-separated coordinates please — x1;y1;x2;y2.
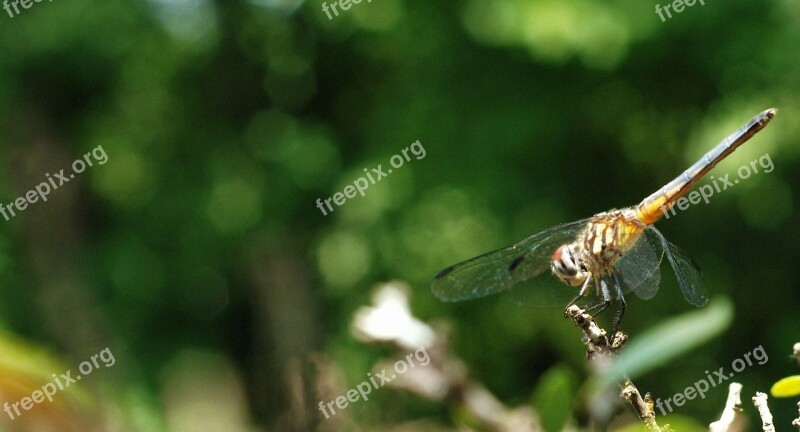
0;0;797;430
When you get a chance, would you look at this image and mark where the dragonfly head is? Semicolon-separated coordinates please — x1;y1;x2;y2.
550;244;587;287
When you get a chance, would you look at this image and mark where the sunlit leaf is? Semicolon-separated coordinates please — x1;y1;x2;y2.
771;375;800;398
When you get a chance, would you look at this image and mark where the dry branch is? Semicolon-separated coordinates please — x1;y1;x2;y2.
752;392;776;432
620;380;661;430
565;305;665;431
709;383;743;432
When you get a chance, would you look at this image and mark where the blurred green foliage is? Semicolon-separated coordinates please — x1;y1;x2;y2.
591;297;733;394
0;0;798;430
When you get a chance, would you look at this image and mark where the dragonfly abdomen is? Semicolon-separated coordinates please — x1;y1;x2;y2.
635;108;776;225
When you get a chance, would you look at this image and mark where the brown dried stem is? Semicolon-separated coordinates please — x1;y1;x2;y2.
565;305;665;431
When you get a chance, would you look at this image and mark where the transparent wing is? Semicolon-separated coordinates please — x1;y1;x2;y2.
614;230;663;301
644;227;708;306
507;269;587;308
431;218;590;304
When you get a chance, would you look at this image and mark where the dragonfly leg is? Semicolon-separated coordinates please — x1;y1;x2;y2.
584;276;612;316
578;273;594;297
610;273;626;342
564;274;592;317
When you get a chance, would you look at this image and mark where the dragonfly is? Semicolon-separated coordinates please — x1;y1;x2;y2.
432;108;777;335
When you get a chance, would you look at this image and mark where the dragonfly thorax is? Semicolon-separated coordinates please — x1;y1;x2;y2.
550;243;589;287
551;210;645;289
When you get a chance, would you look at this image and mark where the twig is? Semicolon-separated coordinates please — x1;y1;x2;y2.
752;392;776;432
565;305;609;346
620;380;661;430
565;305;664;431
709;383;743;432
564;305;626;360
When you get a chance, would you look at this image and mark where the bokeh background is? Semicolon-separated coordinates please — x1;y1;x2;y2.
0;0;798;430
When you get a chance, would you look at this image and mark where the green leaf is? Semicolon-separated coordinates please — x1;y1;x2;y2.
589;297;733;394
771;375;800;397
532;365;578;432
613;414;707;432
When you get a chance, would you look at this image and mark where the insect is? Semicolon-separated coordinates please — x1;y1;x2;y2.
432;109;776;335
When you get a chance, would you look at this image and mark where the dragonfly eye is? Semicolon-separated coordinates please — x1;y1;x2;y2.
551;244;586;287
